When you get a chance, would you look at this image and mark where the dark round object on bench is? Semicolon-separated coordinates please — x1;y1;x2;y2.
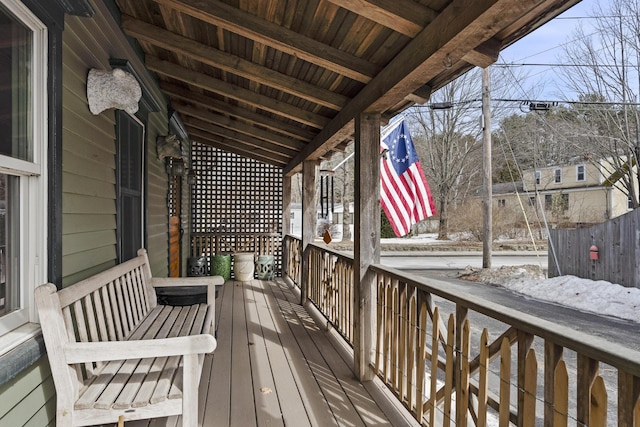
156;285;208;306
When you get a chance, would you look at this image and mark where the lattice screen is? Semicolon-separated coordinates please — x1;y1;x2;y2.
190;142;283;272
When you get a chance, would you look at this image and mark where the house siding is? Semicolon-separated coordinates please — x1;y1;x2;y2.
61;10;171;282
61;15;119;285
0;357;54;426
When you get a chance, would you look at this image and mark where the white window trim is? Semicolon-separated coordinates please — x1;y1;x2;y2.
0;0;48;337
576;164;586;182
554;168;562;184
534;170;541;185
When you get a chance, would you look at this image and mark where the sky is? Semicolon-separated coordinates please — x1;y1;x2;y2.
496;0;604;100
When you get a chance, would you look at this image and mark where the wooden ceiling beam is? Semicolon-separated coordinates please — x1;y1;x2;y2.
151;0;379;83
325;0;436;37
285;0;542;174
172;101;305;151
188;128;288;167
462;38;502;68
146;56;330;129
121;15;349;111
160;82;316;142
182;116;299;158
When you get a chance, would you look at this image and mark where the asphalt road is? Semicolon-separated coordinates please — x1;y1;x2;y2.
380;251;548;270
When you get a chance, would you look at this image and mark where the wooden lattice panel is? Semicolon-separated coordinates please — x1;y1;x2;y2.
191;143;283;271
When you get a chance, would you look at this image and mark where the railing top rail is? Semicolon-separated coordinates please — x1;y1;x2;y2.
308;242;354;262
371;263;640;376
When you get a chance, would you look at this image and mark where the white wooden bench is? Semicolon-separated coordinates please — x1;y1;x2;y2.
35;249;223;427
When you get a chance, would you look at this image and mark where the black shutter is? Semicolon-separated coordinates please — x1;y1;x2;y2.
116;111;144;262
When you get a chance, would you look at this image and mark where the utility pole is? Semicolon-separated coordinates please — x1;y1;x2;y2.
482;67;492;269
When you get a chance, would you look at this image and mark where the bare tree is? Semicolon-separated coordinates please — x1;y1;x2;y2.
409;71;483;239
409;67;523;239
558;0;640;207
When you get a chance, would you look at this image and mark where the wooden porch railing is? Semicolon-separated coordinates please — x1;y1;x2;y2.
283;234;302;287
286;236;640;426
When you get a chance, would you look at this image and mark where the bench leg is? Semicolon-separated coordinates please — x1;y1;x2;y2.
182;354;199;427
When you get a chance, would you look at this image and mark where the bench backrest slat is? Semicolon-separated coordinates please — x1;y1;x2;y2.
114;277;132;337
107;281;124;341
92;289;109;342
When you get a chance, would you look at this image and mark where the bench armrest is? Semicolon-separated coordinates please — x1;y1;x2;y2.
64;334;217;364
151;276;223;305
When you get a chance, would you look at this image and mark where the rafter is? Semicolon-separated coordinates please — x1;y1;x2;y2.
325;0;436;37
462;38;502;68
121;15;349;111
188;128;288;167
146;56;330;129
160;82;316;142
151;0;379;83
172;101;305;152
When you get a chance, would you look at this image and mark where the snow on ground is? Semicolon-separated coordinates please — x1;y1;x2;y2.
500;272;640;324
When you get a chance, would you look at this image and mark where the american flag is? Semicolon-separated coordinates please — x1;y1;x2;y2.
380;120;436;237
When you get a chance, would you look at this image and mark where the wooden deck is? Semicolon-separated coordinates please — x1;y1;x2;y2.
122;278;413;427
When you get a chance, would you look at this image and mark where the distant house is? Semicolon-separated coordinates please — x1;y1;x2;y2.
493;159;637;226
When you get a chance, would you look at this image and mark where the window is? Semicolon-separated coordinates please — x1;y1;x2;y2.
0;0;47;335
534;170;541;185
544;194;552;210
576;165;585;182
497;199;506;207
629;197;634;210
529;196;536;207
554;168;562;184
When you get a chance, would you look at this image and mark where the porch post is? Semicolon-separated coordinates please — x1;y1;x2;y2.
301;160;319;304
354;113;380;381
282;174;292;277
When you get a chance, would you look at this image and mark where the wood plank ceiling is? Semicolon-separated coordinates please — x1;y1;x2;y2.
114;0;581;174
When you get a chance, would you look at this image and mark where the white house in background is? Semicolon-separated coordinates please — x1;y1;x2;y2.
493;158;637;225
289;202;354;239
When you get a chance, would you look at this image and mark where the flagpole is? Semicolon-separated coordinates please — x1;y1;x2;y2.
482;67;492;269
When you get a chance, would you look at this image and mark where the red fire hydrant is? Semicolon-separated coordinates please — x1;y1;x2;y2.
589;244;599;261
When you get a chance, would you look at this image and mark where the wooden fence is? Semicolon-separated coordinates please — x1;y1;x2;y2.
548;208;640;288
288;236;640;426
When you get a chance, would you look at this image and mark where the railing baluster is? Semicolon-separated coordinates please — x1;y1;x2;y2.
478;329;489;427
499;337;511;427
517;331;534;426
457;318;470;427
544;342;564;426
427;305;438;426
618;372;640;426
591;376;608;427
443;314;455;427
554;359;569;427
577;354;599;426
523;348;538;427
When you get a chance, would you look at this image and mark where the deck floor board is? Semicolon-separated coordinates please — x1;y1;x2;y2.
105;278;396;426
